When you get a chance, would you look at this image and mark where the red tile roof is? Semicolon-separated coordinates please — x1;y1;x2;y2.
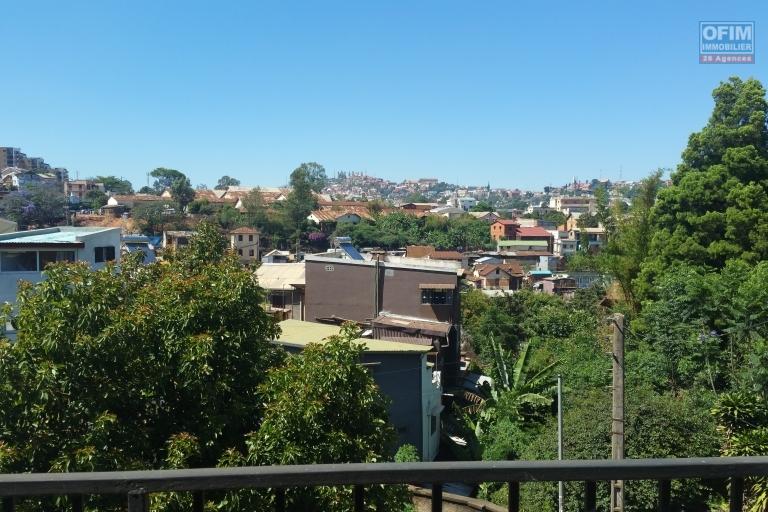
517;226;552;237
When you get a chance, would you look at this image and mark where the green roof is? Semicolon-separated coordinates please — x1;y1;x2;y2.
497;239;549;247
276;319;431;353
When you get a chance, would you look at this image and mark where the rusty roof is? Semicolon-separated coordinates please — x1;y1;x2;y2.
372;313;453;336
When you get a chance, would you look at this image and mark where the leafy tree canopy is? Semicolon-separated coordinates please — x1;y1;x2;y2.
94;176;133;195
215;175;241;190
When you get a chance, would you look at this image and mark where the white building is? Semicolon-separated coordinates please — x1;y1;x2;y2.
0;227;121;304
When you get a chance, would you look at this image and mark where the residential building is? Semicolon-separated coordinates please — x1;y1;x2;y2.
121;235;156;264
275;319;442;460
428;205;465;219
468;211;501;223
304;253;462;378
497;239;550;252
569;270;605;289
405;245;465;265
490;220;519;241
261;249;294;264
0;147;27;169
229;226;259;264
457;196;477;211
0;227;121;304
552;230;578;256
470;262;524;290
162;231;195;250
515;226;554;252
535;275;577;298
26;157;51;173
307;204;376;233
65;180;106;203
255;263;306;320
549;195;596;217
1;167;57;190
107;194;168;210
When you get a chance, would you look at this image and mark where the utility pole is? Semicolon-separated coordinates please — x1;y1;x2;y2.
557;374;564;512
610;313;625;512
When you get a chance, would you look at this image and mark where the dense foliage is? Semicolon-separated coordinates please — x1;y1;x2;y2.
458;76;768;511
0;224;406;511
335;211;493;250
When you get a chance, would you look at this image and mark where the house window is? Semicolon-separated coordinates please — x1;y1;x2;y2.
94;246;116;263
39;251;75;268
248;235;253;242
421;289;453;305
249;249;254;257
1;251;37;271
238;235;243;242
325;265;334;271
238;249;243;256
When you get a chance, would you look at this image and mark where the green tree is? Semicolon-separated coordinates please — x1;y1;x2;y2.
215;175;241;190
282;166;319;250
132;202;175;235
216;204;241;230
95;176;133;195
644;78;768;277
84;189;108;210
470;200;493;212
293;162;327;193
170;176;195;210
602;171;662;308
150;167;186;193
513;388;720;511
404;192;429;203
241;187;270;229
243;323;408;511
1;185;66;228
0;223;282;478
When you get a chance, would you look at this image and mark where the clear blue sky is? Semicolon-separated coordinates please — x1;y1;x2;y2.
0;1;765;190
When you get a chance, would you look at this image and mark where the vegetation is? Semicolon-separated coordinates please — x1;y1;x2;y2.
0;224;407;511
1;184;67;228
457;77;768;510
215;175;241;190
95;175;133;195
335;211;492;250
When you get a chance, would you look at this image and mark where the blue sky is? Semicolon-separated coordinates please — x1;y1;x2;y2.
0;1;765;190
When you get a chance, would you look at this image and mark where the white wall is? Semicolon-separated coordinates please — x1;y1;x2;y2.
0;228;120;304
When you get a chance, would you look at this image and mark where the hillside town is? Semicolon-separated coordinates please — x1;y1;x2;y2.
1;4;766;509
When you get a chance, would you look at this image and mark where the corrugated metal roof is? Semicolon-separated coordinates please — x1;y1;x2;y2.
0;227;115;245
498;239;549;247
372;314;453;336
276;319;431;353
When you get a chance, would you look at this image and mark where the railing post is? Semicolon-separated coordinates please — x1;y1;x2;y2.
70;494;84;512
508;481;520;512
657;480;670;512
729;477;744;512
354;485;364;512
584;481;596;512
432;483;442;512
127;490;149;512
2;497;14;512
274;488;285;512
192;491;204;512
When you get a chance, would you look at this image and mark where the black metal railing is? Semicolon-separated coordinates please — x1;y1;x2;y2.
1;457;767;512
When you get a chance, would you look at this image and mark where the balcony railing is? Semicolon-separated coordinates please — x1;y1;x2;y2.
1;457;768;512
